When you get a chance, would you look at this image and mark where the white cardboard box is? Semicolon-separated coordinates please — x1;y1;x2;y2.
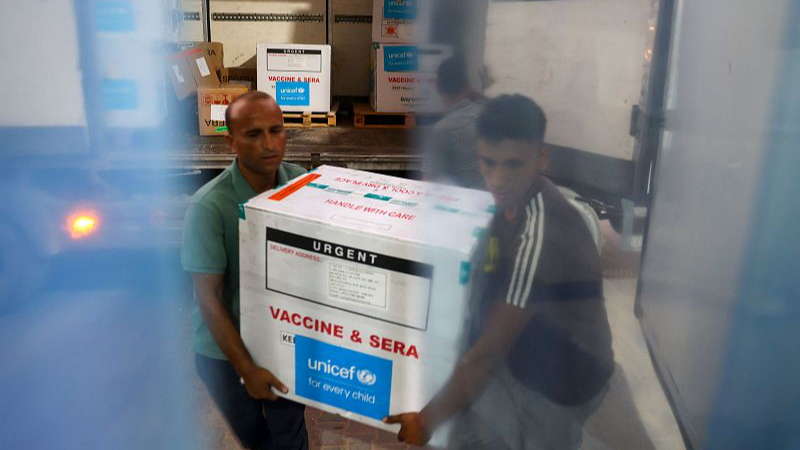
372;0;429;43
240;166;493;435
257;44;332;113
370;43;449;113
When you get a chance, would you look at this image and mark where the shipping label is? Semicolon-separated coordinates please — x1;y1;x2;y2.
265;228;433;330
267;49;323;73
171;64;185;84
196;57;211;77
210;104;228;121
295;335;392;420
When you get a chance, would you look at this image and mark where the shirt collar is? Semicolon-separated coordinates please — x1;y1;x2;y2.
230;158;289;202
276;163;290;185
230;159;257;202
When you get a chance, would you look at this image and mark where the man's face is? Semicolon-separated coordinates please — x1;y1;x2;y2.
225;98;287;179
478;138;547;209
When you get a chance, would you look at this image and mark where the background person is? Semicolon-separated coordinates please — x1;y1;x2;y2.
423;56;488;190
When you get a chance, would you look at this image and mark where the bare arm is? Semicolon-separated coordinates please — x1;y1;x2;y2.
193;273;288;400
385;301;535;444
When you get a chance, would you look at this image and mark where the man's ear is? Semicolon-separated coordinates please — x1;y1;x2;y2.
224;133;234;150
537;144;550;172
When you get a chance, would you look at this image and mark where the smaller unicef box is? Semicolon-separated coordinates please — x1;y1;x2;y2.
295;335;393;420
372;0;429;43
370;44;450;113
257;44;331;113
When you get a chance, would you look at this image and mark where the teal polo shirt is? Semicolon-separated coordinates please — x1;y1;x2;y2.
182;159;307;360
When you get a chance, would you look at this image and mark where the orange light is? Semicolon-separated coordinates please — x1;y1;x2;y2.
68;213;99;239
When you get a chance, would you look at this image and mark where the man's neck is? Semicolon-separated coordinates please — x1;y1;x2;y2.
499;177;545;221
238;161;278;195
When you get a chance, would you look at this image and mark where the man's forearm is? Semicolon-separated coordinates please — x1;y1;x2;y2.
197;289;258;377
421;355;497;429
421;302;535;430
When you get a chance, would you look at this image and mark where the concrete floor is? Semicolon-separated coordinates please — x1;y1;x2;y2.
194;222;687;450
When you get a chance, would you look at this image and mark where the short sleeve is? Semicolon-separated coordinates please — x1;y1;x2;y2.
181;202;227;274
499;196;545;309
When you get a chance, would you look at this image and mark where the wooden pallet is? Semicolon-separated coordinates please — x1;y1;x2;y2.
282;102;339;128
353;103;415;129
353;103;444;129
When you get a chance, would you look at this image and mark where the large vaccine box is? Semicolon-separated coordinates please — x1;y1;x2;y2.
240;166;493;434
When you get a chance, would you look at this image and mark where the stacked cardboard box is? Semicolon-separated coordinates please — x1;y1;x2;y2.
240;166;494;435
166;42;260;136
372;0;429;44
369;0;447;113
196;85;249;136
166;42;224;100
220;67;258;91
370;43;449;113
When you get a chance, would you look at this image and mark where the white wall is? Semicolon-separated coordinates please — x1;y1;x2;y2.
484;0;652;160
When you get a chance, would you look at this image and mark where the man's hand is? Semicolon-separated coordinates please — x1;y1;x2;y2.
240;365;289;401
384;412;432;446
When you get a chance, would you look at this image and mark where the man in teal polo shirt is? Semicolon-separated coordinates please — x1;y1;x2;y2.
182;91;309;450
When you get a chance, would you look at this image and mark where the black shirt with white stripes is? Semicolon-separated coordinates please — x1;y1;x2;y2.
468;177;614;405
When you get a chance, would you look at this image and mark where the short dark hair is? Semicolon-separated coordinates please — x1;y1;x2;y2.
477;94;547;143
225;91;275;133
436;56;470;96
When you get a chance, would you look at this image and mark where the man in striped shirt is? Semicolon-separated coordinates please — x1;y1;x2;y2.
386;95;614;449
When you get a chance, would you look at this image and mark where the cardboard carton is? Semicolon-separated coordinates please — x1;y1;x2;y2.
240;166;494;436
257;44;332;113
176;41;225;74
372;0;430;44
370;43;449;113
197;84;248;136
166;43;224;99
184;45;221;88
166;52;198;100
220;67;258;91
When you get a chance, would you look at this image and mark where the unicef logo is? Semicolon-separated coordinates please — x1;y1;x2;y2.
357;369;377;386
